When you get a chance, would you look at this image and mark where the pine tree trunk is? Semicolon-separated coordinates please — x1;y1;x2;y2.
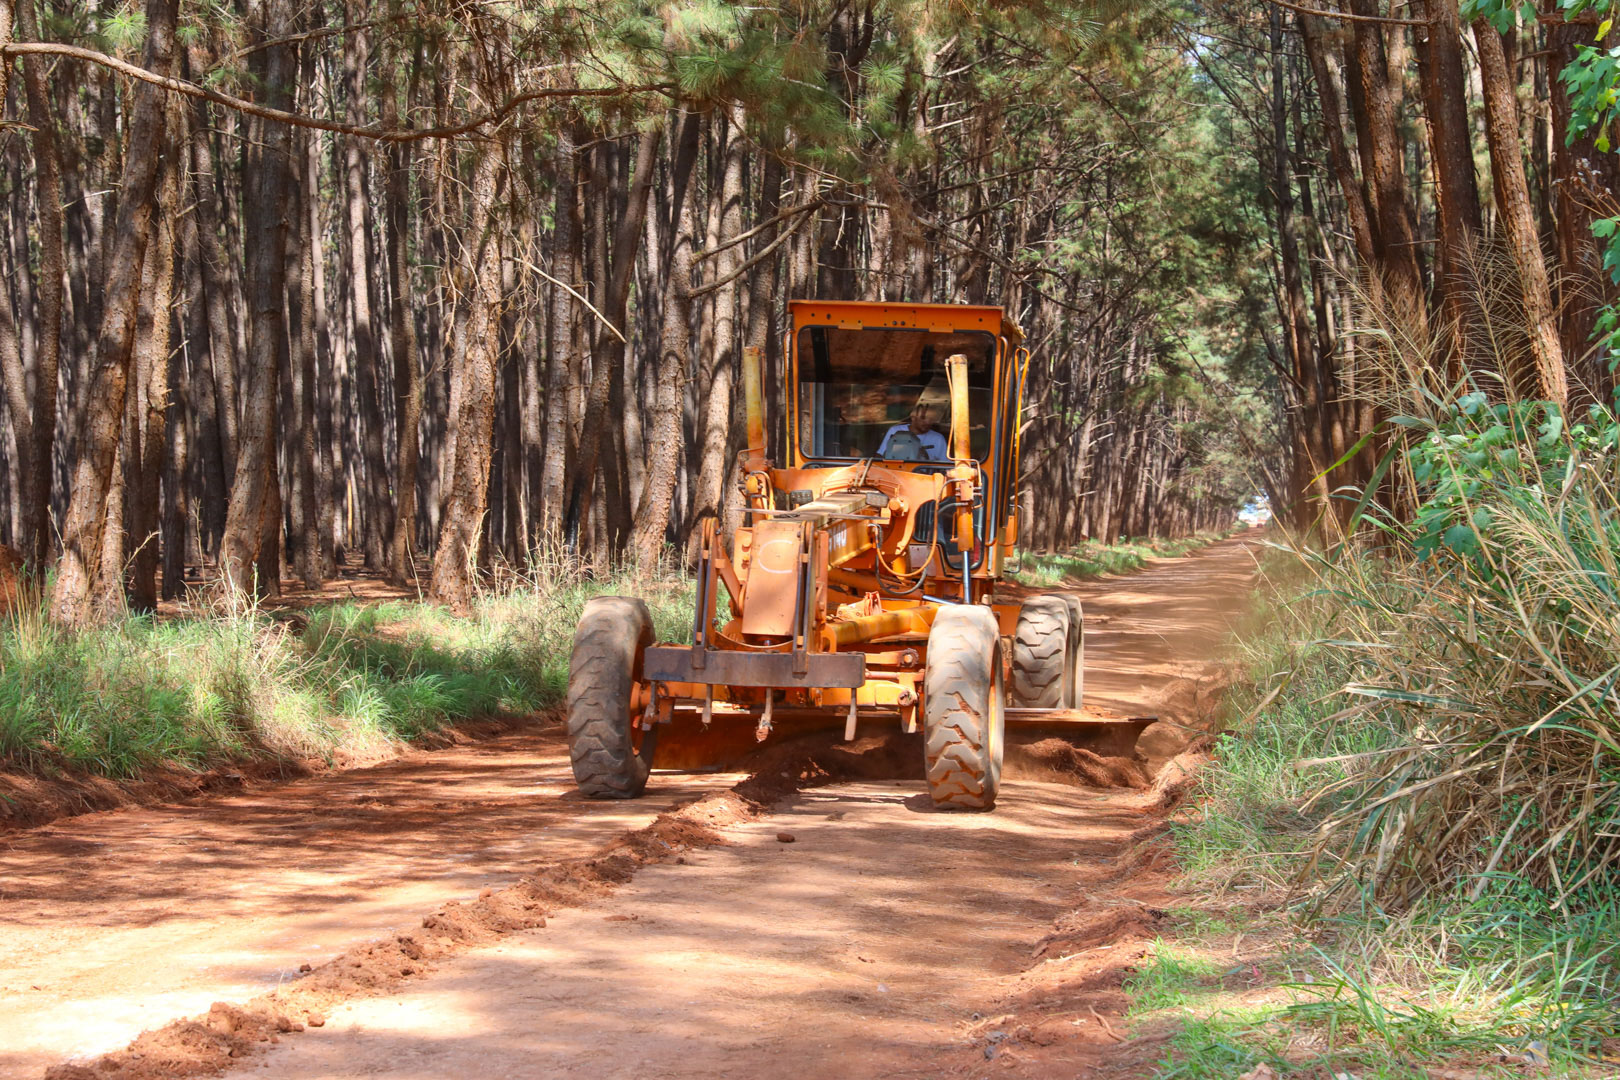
10;0;65;569
1415;0;1484;365
0;1;11;134
129;140;180;612
562;127;663;550
181;205;225;560
161;319;189;599
219;0;296;596
50;0;178;626
1347;1;1427;328
306;128;337;576
384;87;420;585
287;124;322;590
429;144;503;610
1268;9;1335;526
537;127;579;544
188;96;239;487
688;104;747;561
632;123;698;569
1474;20;1567;407
1547;16;1620;399
342;12;389;569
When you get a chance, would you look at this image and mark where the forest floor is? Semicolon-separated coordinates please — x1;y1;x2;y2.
0;536;1263;1080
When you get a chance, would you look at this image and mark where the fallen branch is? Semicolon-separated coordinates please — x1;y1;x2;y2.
0;41;672;142
517;258;627;344
1266;0;1426;26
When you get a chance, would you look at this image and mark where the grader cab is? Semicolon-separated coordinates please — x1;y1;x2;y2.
566;299;1096;810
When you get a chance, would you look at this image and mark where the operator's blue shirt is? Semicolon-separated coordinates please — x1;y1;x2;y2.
878;425;950;460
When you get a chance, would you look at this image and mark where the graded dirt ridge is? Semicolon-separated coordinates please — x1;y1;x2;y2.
0;535;1259;1080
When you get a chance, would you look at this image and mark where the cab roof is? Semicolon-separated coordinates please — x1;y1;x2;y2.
789;299;1023;344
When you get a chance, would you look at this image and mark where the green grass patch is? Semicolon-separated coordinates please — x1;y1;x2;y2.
1011;530;1236;588
1165;906;1250;942
1126;938;1225;1013
1156;1011;1291;1079
0;566;694;781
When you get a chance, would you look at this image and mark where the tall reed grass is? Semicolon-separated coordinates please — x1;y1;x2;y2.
1165;271;1620;1066
1285;404;1620;912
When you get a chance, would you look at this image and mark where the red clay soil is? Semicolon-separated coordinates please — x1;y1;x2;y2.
2;534;1261;1080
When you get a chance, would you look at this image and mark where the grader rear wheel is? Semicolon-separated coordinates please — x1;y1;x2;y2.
567;596;658;799
923;605;1005;810
1010;595;1073;709
1061;594;1084;709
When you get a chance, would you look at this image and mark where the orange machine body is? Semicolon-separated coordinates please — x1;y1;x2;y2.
641;300;1032;745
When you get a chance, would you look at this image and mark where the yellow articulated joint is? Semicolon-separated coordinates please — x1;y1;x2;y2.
828;607;929;646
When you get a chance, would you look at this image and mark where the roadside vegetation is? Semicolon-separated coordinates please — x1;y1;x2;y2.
1143;371;1620;1073
1012;532;1239;588
0;565;693;781
0;527;1238;785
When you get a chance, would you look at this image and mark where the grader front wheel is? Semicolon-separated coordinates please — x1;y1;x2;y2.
567;596;658;799
923;606;1006;810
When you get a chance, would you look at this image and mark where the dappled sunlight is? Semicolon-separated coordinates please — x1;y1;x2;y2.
0;730;733;1076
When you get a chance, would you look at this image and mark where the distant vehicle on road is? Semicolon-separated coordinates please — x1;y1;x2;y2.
1238;496;1271;528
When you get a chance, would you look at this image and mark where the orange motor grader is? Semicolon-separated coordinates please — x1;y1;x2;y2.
566;299;1092;810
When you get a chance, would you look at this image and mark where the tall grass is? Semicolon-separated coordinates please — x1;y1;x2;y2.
1169;317;1620;1062
1173;547;1620;1062
1280;415;1620;911
0;559;693;781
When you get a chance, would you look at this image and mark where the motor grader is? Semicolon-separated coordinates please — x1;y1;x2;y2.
566;299;1096;810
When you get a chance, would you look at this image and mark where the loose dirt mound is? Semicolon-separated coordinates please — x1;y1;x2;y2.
734;730;1153;796
1029;901;1168;962
0;761;303;833
1007;737;1150;788
730;730;925;801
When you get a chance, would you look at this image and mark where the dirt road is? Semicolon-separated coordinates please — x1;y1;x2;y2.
1;536;1259;1080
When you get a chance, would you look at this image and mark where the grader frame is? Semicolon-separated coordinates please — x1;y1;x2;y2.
567;299;1104;810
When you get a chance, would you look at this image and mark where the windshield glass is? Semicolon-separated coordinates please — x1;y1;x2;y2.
795;326;997;462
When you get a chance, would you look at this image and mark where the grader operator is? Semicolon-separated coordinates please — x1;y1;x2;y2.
566;299;1089;810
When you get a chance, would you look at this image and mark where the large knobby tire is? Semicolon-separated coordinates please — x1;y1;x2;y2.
567;596;658;799
1010;594;1072;709
1061;595;1084;710
923;605;1005;810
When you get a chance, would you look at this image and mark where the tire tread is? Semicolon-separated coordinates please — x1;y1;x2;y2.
923;606;1004;810
566;596;655;798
